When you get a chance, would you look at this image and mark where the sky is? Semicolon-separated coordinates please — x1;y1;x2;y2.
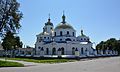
17;0;120;47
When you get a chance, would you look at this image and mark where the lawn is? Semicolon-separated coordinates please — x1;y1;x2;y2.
0;60;24;67
7;58;77;63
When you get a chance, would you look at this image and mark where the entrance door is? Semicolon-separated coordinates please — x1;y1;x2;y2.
52;48;56;55
61;47;64;55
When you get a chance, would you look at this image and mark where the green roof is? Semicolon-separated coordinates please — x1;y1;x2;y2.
55;23;74;30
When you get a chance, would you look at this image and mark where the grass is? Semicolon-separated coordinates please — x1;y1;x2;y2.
0;60;24;67
7;58;77;63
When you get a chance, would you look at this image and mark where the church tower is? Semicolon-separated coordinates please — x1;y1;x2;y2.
43;14;54;34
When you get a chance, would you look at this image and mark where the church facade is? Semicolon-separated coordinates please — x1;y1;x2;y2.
35;14;94;57
0;14;118;58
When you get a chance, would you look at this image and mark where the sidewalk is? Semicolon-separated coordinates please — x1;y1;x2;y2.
0;58;39;67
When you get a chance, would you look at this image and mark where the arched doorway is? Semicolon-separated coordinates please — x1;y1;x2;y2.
46;48;49;55
61;47;64;55
81;48;84;54
52;48;56;55
72;47;75;55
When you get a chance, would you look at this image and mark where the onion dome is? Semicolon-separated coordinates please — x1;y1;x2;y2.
55;23;74;29
55;13;74;30
45;14;53;26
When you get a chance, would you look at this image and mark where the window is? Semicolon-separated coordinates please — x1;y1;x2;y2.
52;48;56;55
81;38;83;40
60;39;62;41
66;38;71;41
72;47;75;55
84;38;86;40
44;37;46;39
38;47;41;49
81;48;84;54
54;32;56;36
73;32;74;36
43;28;45;32
67;31;69;35
60;31;62;36
61;47;64;55
39;40;41;42
48;37;49;39
51;27;52;30
46;48;49;55
40;37;42;39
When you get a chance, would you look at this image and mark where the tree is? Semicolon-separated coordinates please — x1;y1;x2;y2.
0;0;23;36
96;38;120;55
96;41;104;50
2;31;23;50
2;31;16;50
15;36;23;48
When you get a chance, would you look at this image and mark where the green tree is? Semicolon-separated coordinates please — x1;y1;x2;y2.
96;41;104;50
0;0;22;36
2;31;23;50
96;38;120;55
2;31;16;50
15;36;23;48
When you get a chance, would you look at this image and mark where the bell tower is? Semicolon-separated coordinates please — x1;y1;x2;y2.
43;14;54;34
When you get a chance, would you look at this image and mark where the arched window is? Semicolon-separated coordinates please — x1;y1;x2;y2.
43;28;45;32
38;47;41;49
52;48;56;55
84;38;86;40
81;48;84;54
81;38;83;40
46;48;49;55
73;32;74;36
41;47;44;51
60;39;62;41
44;37;46;39
61;47;64;55
60;31;62;36
54;32;56;36
67;31;69;35
51;27;52;30
72;47;75;55
66;38;71;41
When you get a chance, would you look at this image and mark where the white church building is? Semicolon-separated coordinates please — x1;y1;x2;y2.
0;14;118;58
35;14;94;57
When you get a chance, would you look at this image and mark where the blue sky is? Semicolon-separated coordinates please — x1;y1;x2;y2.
18;0;120;47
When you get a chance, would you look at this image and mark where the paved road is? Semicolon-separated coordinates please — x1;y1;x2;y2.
0;57;120;72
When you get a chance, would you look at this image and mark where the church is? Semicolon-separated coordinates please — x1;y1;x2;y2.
35;13;94;57
0;14;118;58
